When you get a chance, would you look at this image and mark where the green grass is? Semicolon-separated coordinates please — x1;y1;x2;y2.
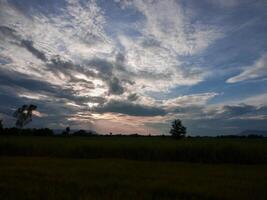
0;157;266;200
0;136;267;164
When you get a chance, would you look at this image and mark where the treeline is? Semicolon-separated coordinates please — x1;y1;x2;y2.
0;128;54;136
0;128;265;138
0;128;97;137
216;134;264;138
190;135;265;139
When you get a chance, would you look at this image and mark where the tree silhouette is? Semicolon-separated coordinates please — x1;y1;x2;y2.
62;126;70;136
66;126;70;135
169;119;186;138
13;104;37;128
0;119;3;132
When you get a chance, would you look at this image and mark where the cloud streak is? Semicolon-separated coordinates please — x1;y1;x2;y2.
227;53;267;83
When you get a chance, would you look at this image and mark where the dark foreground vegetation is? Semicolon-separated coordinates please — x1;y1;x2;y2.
0;135;267;199
0;157;266;200
0;136;267;164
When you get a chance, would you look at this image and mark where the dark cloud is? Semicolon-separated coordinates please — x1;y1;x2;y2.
115;52;127;71
47;57;127;95
0;26;16;37
216;104;267;120
0;26;47;62
127;93;139;101
0;70;57;94
173;103;267;120
88;58;113;76
257;106;267;114
20;40;47;61
116;52;125;64
134;70;172;80
47;57;99;93
0;68;105;108
221;104;256;117
141;38;161;48
171;105;203;114
86;58;126;95
47;56;82;76
93;100;166;116
108;77;124;95
47;56;130;95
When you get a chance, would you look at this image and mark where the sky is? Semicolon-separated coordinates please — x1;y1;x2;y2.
0;0;267;135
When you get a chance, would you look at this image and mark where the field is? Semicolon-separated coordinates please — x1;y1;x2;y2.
0;136;267;199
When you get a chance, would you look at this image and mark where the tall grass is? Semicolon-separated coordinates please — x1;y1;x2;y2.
0;157;267;200
0;136;267;164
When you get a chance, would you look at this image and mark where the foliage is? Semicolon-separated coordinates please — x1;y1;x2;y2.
170;119;186;138
12;105;37;128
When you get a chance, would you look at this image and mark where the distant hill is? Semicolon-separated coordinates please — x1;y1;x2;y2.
239;130;267;137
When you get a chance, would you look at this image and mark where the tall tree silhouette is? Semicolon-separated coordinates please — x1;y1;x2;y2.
13;105;37;128
170;119;186;138
62;126;70;136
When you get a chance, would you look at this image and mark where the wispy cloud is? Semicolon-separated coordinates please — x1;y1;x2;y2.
227;53;267;83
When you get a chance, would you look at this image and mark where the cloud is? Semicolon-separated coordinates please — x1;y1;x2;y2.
91;92;218;119
0;26;17;39
0;0;266;135
201;103;267;121
207;0;255;8
242;93;267;106
163;92;218;108
0;0;219;102
114;0;222;92
227;53;267;83
127;93;139;101
207;0;240;7
118;35;207;92
0;26;47;62
0;0;114;60
20;40;47;61
167;102;267;135
108;77;124;95
86;58;126;95
221;104;256;116
121;0;223;55
93;100;166;116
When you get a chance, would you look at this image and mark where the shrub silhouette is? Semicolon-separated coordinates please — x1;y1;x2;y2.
169;119;186;138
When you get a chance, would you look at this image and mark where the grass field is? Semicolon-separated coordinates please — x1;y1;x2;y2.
0;136;267;199
0;136;267;163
